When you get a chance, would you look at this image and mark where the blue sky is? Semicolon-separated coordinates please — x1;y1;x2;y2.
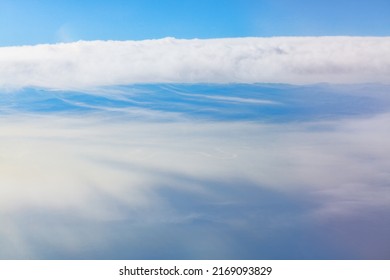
1;0;390;261
0;0;389;46
2;83;390;259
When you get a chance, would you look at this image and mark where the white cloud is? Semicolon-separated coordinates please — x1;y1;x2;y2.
1;112;390;258
0;37;389;90
1;113;389;215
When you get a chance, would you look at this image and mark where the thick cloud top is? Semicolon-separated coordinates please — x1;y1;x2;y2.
0;37;389;90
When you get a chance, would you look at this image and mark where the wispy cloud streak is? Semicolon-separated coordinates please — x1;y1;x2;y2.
1;112;390;258
1;113;389;216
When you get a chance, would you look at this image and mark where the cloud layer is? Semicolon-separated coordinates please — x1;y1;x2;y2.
1;112;390;258
0;37;390;90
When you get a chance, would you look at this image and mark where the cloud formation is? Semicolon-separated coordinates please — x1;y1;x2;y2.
0;37;389;90
1;111;390;258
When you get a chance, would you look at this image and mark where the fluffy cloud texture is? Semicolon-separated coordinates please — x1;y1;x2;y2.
0;37;389;90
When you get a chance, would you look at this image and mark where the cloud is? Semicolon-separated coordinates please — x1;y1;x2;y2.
1;111;390;258
1;109;390;215
0;37;389;90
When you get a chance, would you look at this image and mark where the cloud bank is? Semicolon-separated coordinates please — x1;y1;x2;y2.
0;37;389;90
1;113;390;258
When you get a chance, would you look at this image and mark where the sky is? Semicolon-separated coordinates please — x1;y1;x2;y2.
1;83;390;259
1;0;390;260
0;0;389;46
